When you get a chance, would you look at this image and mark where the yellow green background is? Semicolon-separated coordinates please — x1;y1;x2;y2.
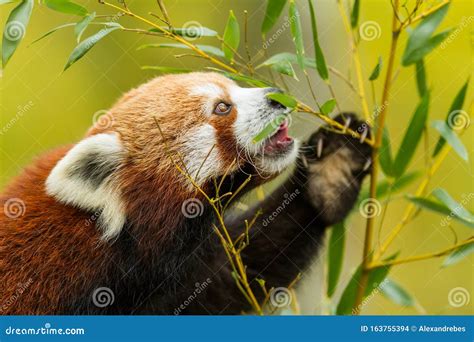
1;0;472;315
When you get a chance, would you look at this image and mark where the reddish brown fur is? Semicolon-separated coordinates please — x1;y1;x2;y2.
0;148;110;314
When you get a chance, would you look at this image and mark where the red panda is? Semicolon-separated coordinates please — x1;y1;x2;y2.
0;72;371;314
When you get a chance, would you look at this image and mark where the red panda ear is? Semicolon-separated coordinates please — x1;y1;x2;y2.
45;133;126;241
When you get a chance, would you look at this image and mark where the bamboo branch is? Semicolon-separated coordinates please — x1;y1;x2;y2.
336;0;371;124
368;237;474;269
352;0;401;314
402;0;450;29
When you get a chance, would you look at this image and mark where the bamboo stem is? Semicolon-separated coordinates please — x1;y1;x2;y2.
336;0;371;123
352;0;401;314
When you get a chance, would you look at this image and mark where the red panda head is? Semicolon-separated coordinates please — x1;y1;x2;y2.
45;72;298;240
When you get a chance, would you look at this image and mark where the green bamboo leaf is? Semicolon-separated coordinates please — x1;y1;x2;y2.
148;27;217;38
402;3;450;66
44;0;87;16
350;0;360;28
403;29;451;66
29;23;75;45
2;0;33;67
141;66;192;74
289;0;304;70
257;52;316;69
266;92;297;109
64;24;121;70
308;0;328;80
137;43;224;58
433;188;474;223
379;127;394;177
320;98;336;115
171;26;217;38
392;92;430;178
0;0;19;4
75;11;95;43
415;60;427;97
252;114;288;143
270;60;296;77
261;0;287;35
327;222;345;297
431;120;468;161
206;68;272;87
222;10;240;61
407;196;474;229
336;254;397;315
380;278;415;307
433;79;469;157
368;56;382;81
442;242;474;268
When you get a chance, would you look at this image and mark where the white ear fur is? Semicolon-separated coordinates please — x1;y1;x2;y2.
45;133;126;241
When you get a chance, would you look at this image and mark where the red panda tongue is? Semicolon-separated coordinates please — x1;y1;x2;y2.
264;124;293;153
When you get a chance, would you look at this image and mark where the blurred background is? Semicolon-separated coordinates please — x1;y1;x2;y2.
1;0;472;315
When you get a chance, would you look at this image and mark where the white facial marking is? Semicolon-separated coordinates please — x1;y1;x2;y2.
181;124;222;187
45;133;126;241
230;85;298;174
190;84;225;115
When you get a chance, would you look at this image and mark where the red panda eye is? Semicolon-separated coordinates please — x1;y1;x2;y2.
214;102;232;115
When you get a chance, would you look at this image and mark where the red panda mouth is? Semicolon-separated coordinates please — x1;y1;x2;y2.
263;119;294;155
